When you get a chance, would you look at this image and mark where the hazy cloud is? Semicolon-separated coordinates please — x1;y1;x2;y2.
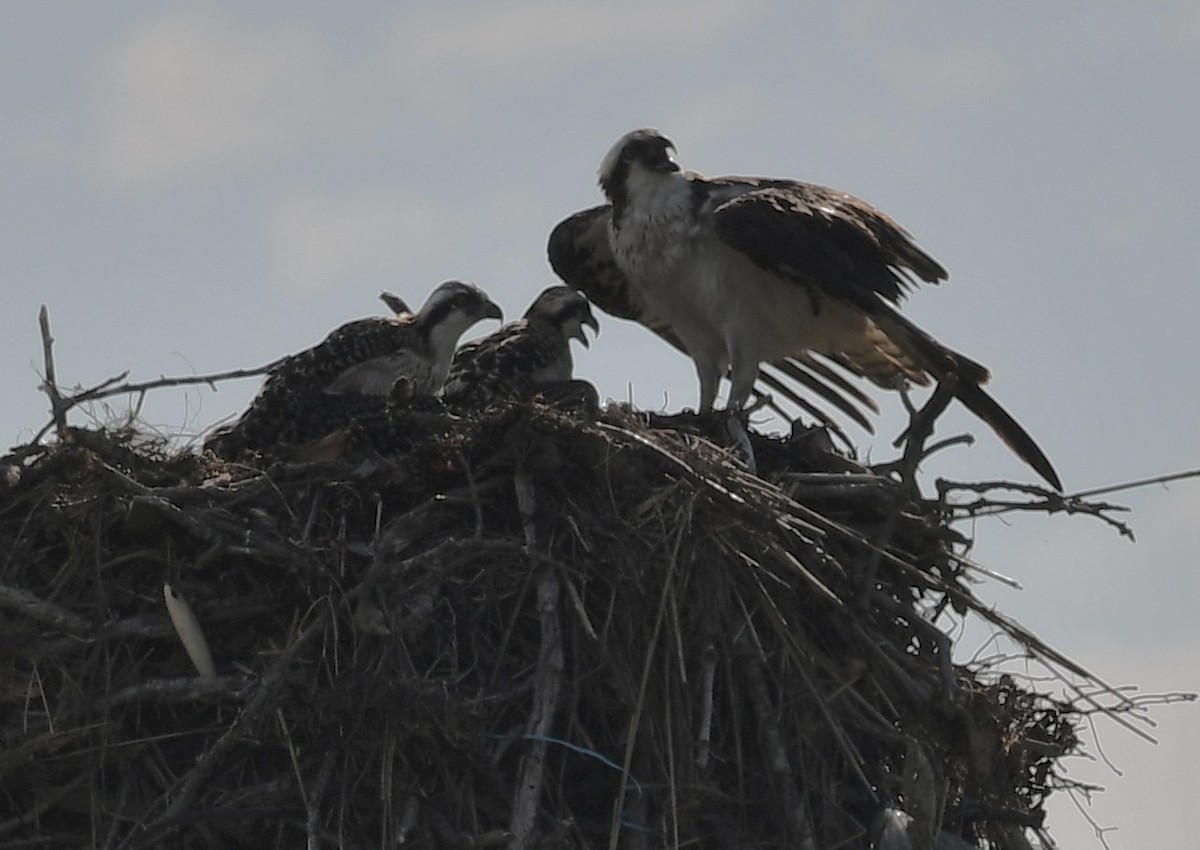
268;190;450;291
1064;1;1200;59
2;114;83;174
96;9;327;185
389;0;749;74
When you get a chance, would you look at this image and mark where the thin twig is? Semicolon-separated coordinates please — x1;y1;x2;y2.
37;305;69;439
67;359;286;408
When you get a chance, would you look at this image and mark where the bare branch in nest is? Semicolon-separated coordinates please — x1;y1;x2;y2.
508;474;564;850
0;771;94;836
695;639;717;770
66;359;286;409
102;674;252;709
28;305;285;443
514;470;538;551
779;472;904;503
304;749;337;850
938;479;1136;540
37;305;69;440
0;581;92;635
735;631;817;850
890;381;957;488
508;569;564;849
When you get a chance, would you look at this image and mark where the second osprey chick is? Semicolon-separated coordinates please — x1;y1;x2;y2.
443;286;599;412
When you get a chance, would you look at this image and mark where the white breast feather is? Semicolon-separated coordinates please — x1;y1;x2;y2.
609;173;728;367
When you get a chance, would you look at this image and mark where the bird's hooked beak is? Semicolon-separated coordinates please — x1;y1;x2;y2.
571;304;600;348
656;141;680;173
480;298;504;323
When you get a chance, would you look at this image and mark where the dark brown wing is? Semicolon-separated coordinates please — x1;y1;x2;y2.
710;180;1060;489
711;180;946;306
547;204;879;432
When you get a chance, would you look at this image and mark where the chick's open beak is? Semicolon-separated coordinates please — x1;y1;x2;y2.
575;305;600;348
480;299;504;322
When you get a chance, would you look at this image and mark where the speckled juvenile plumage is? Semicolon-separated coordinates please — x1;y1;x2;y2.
206;280;501;456
443;287;598;412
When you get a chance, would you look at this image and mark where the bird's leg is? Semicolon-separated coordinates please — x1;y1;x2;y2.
702;352;762;471
722;414;758;475
695;360;721;413
725;356;760;413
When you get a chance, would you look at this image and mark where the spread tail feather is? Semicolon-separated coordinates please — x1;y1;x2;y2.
951;380;1062;491
870;305;1061;490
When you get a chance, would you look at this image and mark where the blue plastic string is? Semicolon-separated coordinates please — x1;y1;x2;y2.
493;733;655;834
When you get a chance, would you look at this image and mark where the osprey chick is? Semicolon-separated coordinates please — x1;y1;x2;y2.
443;286;599;412
207;280;502;455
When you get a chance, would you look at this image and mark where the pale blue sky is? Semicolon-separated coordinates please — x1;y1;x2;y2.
3;3;1197;846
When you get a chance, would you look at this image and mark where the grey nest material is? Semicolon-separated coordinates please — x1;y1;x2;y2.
0;402;1112;849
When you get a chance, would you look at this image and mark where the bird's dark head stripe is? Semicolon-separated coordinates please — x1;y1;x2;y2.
599;128;678;222
525;286;587;321
417;280;502;329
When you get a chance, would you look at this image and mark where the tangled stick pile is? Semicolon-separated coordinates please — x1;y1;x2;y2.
0;383;1155;849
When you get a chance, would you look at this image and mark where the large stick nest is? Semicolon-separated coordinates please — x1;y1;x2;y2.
0;397;1130;849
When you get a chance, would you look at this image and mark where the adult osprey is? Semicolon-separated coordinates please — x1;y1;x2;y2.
443;286;599;411
207;280;502;456
548;128;1060;489
549;203;879;436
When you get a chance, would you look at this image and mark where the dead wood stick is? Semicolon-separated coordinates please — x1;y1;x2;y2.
0;581;91;634
869;591;956;699
695;640;717;770
37;305;69;439
65;359;287;408
741;587;875;796
123;618;330;847
735;634;817;850
607;552;677;850
508;470;563;849
513;470;538;550
508;559;564;847
102;674;252;709
893;382;956;487
122;537;476;847
939;479;1136;540
305;747;337;850
27;347;286;448
0;769;94;835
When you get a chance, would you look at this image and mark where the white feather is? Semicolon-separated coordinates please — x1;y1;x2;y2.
163;583;217;678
